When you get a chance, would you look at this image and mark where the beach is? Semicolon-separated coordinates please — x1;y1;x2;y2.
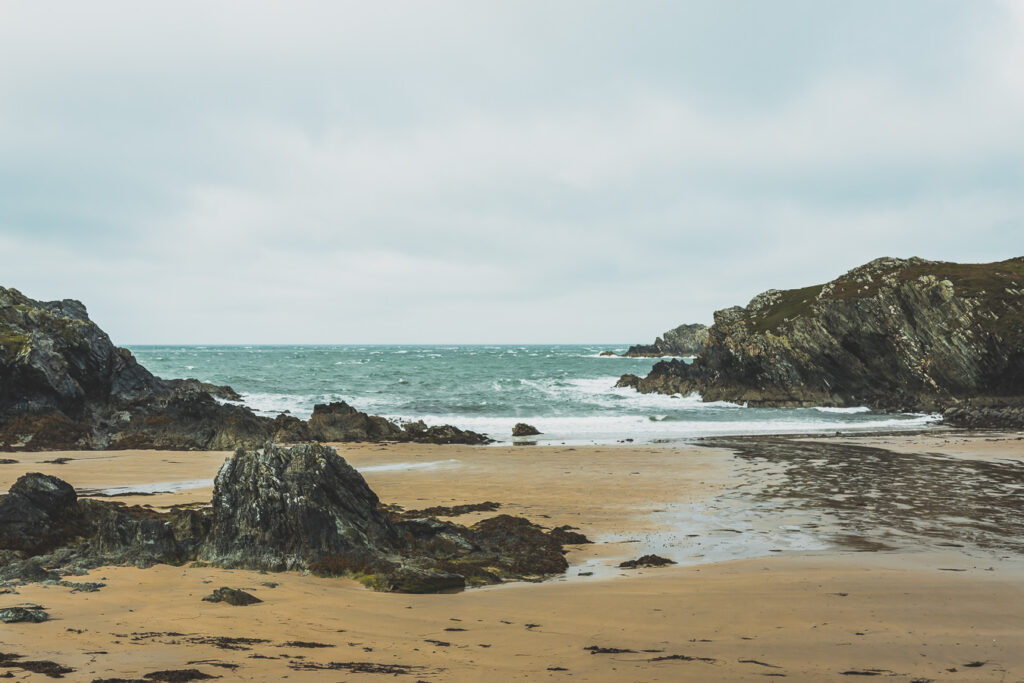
2;432;1023;681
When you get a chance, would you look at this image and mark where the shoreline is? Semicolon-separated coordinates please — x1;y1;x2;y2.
2;429;1023;680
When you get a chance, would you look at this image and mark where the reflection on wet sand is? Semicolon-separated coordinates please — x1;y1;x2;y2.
703;435;1024;556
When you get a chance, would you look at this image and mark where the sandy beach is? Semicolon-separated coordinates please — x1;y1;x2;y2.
2;432;1023;681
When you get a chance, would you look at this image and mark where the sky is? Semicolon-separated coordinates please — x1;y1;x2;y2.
1;1;1022;344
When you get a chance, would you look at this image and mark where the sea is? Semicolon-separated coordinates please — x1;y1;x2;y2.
128;344;938;445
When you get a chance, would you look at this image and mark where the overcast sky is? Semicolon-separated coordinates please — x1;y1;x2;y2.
1;1;1022;344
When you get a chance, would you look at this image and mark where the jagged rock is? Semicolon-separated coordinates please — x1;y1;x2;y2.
0;606;48;623
0;287;497;451
400;420;493;445
0;444;579;592
943;401;1024;430
307;402;405;442
202;587;262;605
201;442;405;571
619;257;1024;411
622;323;709;357
512;423;541;437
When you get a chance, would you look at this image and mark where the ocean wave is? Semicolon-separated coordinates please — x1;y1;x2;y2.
379;412;941;444
814;406;872;414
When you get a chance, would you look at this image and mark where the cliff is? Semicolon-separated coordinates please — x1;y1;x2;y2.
621;323;709;357
618;257;1024;412
0;287;489;450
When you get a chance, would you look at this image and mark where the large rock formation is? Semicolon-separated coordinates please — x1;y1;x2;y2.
622;323;709;357
0;443;573;592
618;257;1024;412
0;287;490;450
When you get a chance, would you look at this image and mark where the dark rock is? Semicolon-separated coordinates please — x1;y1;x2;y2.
399;501;501;518
200;442;405;572
512;423;541;437
598;351;617;356
0;652;73;677
623;323;709;357
307;402;404;442
0;444;579;592
548;525;591;545
0;606;48;623
202;587;262;606
380;566;465;593
619;257;1024;411
469;515;569;575
0;473;85;555
400;420;493;445
142;670;219;682
619;554;676;568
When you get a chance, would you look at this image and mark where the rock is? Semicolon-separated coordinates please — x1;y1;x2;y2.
618;554;676;568
0;444;580;592
201;442;406;572
598;351;617;356
0;473;86;555
469;515;569;575
380;566;465;593
622;323;709;357
307;402;405;442
619;257;1024;412
548;525;591;544
202;587;262;606
0;606;48;623
512;423;541;437
401;420;493;445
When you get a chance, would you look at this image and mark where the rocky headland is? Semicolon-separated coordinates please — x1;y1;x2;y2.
0;442;575;592
620;323;709;357
617;257;1024;422
0;287;490;450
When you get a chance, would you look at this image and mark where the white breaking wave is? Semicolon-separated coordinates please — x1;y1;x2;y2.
379;412;941;445
814;406;872;414
357;459;459;473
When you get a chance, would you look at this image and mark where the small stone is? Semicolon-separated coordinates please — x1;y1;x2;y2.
201;587;262;606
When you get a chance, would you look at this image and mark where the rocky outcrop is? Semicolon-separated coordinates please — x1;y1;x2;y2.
622;323;709;357
0;287;491;450
0;443;576;592
511;423;541;436
618;257;1024;412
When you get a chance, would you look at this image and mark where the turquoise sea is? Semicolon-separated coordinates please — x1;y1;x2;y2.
128;345;937;445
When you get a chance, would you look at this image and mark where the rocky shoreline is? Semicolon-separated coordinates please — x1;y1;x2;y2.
0;442;581;593
617;257;1024;428
0;287;490;451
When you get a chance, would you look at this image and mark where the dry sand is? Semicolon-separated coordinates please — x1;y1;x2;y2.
2;434;1023;681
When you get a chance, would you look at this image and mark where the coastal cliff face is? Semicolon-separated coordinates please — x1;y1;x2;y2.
622;323;709;357
618;257;1024;412
0;287;490;450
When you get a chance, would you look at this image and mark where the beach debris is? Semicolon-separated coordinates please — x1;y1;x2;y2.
585;646;636;654
286;661;433;674
201;587;262;606
0;605;48;623
618;554;676;569
142;670;220;681
650;653;716;663
0;652;73;677
512;423;541;436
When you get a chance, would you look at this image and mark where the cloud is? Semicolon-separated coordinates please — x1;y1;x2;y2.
1;1;1022;343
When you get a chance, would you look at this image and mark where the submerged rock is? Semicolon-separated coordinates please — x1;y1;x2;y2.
619;257;1024;412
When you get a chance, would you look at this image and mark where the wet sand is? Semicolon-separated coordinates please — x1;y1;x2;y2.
2;432;1023;681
